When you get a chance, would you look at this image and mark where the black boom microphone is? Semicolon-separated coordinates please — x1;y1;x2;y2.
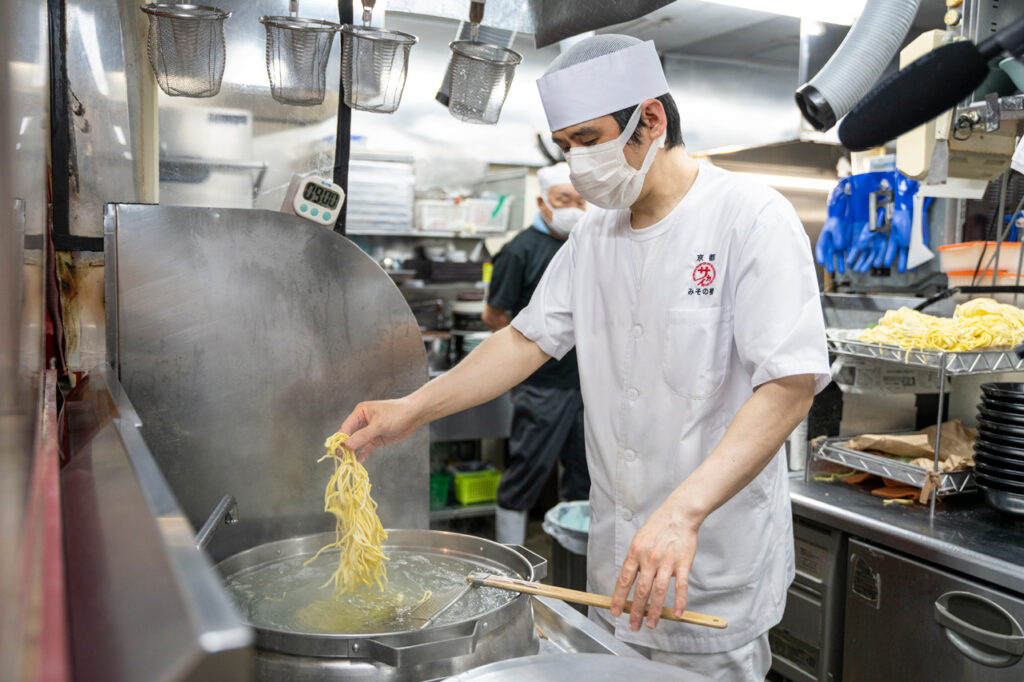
839;15;1024;152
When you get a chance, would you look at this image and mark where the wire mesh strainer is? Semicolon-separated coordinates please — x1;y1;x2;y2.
260;16;341;106
447;41;522;125
341;25;418;114
140;4;231;98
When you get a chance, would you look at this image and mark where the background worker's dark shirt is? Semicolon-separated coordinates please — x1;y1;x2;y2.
488;221;580;389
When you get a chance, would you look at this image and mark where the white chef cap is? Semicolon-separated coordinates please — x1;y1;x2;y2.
537;35;670;132
537;162;572;194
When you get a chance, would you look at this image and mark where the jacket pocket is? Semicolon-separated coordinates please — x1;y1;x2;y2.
662;306;731;399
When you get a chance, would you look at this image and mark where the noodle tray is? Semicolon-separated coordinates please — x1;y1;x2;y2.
827;329;1024;375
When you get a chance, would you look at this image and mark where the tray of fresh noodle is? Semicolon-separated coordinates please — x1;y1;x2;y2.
827;298;1024;375
814;437;976;496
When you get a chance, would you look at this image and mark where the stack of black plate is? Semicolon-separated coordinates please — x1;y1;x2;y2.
976;383;1024;518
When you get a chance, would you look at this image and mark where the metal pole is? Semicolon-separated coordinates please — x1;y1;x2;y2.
333;0;355;236
930;356;947;517
992;171;1010;285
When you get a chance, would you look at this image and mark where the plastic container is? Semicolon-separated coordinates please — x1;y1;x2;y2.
464;196;510;233
429;470;452;510
416;199;468;232
452;468;502;505
946;270;1024;303
938;241;1022;275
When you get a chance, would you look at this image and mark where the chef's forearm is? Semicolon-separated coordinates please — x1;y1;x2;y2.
668;374;816;525
409;325;549;425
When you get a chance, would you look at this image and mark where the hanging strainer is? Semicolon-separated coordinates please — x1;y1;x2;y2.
340;25;418;114
140;4;231;98
447;41;522;125
260;16;341;106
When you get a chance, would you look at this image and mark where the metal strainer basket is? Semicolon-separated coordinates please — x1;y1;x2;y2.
340;25;418;114
260;16;341;106
447;41;522;125
140;4;231;98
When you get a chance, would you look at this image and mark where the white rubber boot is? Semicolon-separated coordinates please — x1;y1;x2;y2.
495;506;527;545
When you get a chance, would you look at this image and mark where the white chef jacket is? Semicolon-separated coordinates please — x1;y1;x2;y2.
512;162;830;653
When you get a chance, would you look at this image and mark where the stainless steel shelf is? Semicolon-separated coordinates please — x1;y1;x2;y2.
814;437;976;497
347;228;502;239
428;502;497;521
827;332;1024;376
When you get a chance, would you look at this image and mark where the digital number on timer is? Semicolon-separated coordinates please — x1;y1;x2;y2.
303;183;341;209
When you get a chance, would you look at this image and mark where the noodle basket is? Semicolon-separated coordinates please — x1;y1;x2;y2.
260;15;342;107
140;4;231;98
216;529;546;681
447;41;522;125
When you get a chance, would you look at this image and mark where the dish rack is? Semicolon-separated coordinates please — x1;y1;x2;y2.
812;330;1024;514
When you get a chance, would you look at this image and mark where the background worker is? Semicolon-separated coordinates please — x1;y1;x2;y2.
482;162;589;544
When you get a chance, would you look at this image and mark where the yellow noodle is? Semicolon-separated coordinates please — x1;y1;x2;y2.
304;433;389;595
857;298;1024;352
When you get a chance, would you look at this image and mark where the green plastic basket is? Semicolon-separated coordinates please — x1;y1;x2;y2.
429;471;452;510
453;469;502;505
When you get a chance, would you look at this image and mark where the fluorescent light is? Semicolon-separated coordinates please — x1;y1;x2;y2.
699;0;866;26
732;171;836;192
112;125;127;146
19;116;31;136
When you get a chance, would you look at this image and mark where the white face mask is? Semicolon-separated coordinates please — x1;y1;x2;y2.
542;197;585;237
565;106;665;210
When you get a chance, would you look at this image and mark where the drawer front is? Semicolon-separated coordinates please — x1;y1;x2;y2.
844;539;1024;681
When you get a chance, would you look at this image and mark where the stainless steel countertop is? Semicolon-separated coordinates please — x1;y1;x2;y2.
790;477;1024;595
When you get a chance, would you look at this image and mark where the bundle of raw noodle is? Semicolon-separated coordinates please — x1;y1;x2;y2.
304;432;389;595
858;298;1024;351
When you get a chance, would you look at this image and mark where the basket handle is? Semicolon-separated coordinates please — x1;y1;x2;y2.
361;0;376;25
289;0;298;17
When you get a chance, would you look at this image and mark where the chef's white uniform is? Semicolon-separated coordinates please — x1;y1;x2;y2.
512;163;830;657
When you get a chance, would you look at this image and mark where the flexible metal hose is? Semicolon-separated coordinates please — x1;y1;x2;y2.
796;0;921;131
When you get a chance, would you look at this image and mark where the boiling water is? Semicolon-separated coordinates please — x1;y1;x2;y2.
225;548;516;634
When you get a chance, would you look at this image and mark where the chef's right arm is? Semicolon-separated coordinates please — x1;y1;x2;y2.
341;326;549;460
341;237;576;461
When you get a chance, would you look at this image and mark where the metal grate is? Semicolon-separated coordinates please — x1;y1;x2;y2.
447;41;522;125
261;16;341;107
140;4;230;98
815;437;976;496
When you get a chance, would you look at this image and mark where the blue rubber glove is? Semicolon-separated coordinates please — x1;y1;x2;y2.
815;177;852;274
884;171;933;272
845;172;891;274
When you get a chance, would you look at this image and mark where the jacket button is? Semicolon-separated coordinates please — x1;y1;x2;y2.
621;508;634;522
630;324;643;338
624;449;637;462
626;388;639;401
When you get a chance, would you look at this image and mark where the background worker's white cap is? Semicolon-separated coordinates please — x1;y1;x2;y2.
537;162;572;194
537;35;670;132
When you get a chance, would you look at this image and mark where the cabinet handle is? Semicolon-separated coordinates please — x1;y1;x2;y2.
934;591;1024;668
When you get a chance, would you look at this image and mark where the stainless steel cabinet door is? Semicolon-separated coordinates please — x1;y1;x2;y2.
844;538;1024;680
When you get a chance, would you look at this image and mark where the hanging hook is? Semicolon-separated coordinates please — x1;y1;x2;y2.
289;0;299;18
362;0;376;26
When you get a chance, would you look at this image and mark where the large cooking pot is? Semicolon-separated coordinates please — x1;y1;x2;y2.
216;529;546;681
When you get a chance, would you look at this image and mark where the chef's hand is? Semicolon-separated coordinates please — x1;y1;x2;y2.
610;497;701;631
339;398;420;462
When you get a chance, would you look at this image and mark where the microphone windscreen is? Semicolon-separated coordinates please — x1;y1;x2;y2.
838;41;989;152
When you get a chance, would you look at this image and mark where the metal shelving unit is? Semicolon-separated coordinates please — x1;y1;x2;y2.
812;331;1021;514
816;437;976;497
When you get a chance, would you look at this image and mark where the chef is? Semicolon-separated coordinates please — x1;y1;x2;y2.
340;34;829;680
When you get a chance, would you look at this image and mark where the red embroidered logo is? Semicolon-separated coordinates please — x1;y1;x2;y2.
693;262;716;287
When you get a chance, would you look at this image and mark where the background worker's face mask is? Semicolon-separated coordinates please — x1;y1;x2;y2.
565;106;665;210
542;197;585;237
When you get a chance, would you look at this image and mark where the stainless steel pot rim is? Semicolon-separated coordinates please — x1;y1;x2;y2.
216;529;540;657
140;4;231;20
341;24;418;45
449;41;523;66
259;15;342;32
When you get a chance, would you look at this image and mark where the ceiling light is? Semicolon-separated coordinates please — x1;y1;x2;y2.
698;0;867;26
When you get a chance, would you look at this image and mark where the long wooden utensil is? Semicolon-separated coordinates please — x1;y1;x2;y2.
467;573;727;629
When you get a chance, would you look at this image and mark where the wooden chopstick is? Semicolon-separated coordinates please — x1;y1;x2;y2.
467;573;727;629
